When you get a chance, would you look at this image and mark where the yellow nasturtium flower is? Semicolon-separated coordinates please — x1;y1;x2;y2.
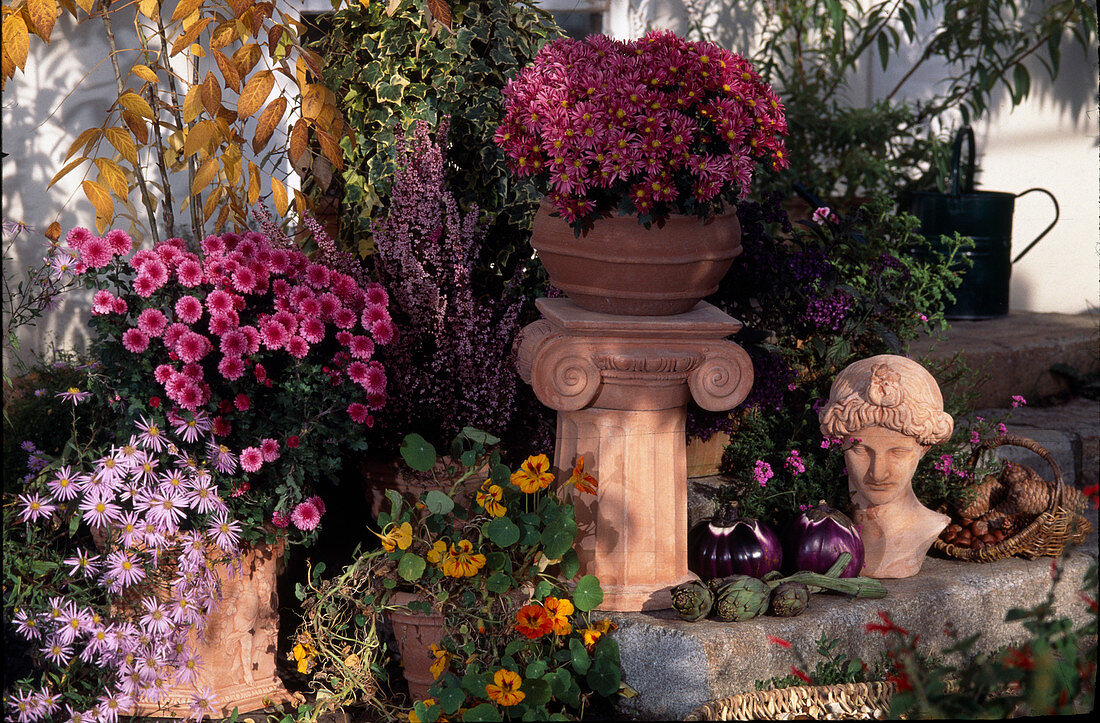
376;521;413;552
579;617;618;650
566;456;598;495
441;539;486;578
476;482;507;517
292;641;316;674
426;540;448;567
429;643;451;679
485;668;525;707
510;454;554;493
543;596;574;636
408;698;436;723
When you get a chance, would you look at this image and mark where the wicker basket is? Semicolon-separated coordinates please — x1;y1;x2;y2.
933;434;1093;562
684;681;898;721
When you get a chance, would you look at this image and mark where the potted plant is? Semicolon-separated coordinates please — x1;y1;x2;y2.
295;428;624;719
494;29;789;315
2;219;394;716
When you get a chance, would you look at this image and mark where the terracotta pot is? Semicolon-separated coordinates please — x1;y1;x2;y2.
530;200;742;316
135;539;294;719
686;430;731;478
387;591;446;703
363;456;487;520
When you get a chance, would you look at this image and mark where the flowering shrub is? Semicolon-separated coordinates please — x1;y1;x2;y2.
296;429;622;719
495;29;788;230
63;224;392;544
690;193;972;524
3;392;241;722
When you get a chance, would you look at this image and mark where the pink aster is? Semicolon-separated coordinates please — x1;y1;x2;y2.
17;492;57;523
290;500;322;530
207;512;242;552
47;465;81;501
174;296;203;324
239;447;263;472
122;328;150;353
104;549;145;589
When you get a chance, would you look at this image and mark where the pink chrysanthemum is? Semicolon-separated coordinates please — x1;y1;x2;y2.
239;447;263;472
79;236;113;268
371;319;396;345
307;494;327;516
137;308;168;337
132;273;158;297
361;303;388;327
271;510;290;528
66;226;94;250
112;297;128;314
92;289;116;314
163;322;189;348
260;438;280;462
217;355;245;381
231;266;257;293
365;283;389;307
290;500;322;530
286;335;309;359
177;258;204;286
122;328;150;353
363;361;387;395
207;312;236;336
154;363;175;384
305;263;331;288
205;289;233;314
347;402;370;424
260;319;289;349
201;234;226;255
219;329;248;357
175;330;210;363
299;317;325;343
349;335;375;359
175;296;203;324
103;229;133;256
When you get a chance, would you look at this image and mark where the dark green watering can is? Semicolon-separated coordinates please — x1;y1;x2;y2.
900;126;1059;319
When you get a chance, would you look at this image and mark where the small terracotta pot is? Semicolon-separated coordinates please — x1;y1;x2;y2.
388;591;446;703
363;457;486;520
686;430;731;478
530;200;742;315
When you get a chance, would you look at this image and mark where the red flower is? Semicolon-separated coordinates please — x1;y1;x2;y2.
766;635;791;649
790;667;813;684
148;396;161;408
286;435;300;448
864;610;909;637
514;604;553;640
1083;483;1099;509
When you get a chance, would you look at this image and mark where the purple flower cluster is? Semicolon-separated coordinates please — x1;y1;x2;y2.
371;119;528;447
753;460;774;487
787;248;830;285
8;418;242;722
804;291;853;332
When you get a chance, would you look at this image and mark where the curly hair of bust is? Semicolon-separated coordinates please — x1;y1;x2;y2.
819;355;953;446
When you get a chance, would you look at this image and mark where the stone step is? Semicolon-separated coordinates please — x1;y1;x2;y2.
908;311;1097;410
609;510;1098;721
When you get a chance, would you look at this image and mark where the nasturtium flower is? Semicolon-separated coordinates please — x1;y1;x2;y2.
543;596;574;636
376;521;413;553
293;641;316;674
408;698;437;723
426;540;448;567
485;668;525;707
514;603;553;639
579;618;617;650
441;539;486;578
476;483;507;517
511;454;554;493
428;644;451;679
566;456;598;495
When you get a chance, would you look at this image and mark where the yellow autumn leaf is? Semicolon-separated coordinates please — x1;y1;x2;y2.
213;49;240;93
252;96;286;154
75;0;94;12
271;176;288;216
182;119;214;158
2;12;29;70
104;127;138;166
202;185;223;221
181;85;203;123
288;118;309;164
118;91;154;119
170;16;213;56
47;157;85;190
137;0;159;19
131;63;159;84
95;158;129;198
170;0;202;24
236;69;273;120
200;71;221;116
247;161;260;206
65;127;102;161
82;180;114;232
121;110;149;145
27;0;58;44
192;156;218;194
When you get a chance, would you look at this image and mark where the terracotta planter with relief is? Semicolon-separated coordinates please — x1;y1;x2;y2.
363;456;486;520
530;200;742;316
136;539;293;719
388;591;446;703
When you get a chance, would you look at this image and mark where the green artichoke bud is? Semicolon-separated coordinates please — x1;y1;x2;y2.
768;581;810;617
671;580;714;621
713;575;770;622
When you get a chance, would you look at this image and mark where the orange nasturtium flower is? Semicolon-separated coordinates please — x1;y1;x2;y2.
542;596;575;636
428;644;451;679
514;603;553;639
426;540;448;567
510;454;555;493
566;456;598;495
441;539;486;578
476;482;507;517
579;618;618;650
375;521;413;552
485;668;525;707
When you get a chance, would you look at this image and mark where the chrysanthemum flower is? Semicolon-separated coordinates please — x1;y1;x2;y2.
174;295;203;324
122;328;150;353
239;447;263;472
290;500;322;530
259;438;280;462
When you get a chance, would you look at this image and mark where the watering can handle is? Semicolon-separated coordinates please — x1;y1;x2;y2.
950;126;975;197
1011;188;1060;264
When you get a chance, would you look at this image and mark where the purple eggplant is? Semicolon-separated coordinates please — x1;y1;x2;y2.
689;502;783;579
790;500;864;577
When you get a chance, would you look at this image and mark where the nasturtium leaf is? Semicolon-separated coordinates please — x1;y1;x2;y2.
525;659;549;680
397;552;426;582
400;433;437;471
586;657;621;698
413;700;440;723
522;676;552;707
439;686;466;714
490;462;511;485
424;489;454;516
485;517;520;548
540;518;576;560
569;637;590;674
462;704;500;722
572;575;603;612
504;639;527;657
485;571;512;594
560;549;580;579
460;449;476;467
534;579;553;600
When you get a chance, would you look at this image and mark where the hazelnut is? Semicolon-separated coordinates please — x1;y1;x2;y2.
972;520;989;536
973;539;986;550
959;518;973;527
981;533;997;545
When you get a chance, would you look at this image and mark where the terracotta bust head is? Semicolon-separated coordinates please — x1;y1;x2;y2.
819;355;954;578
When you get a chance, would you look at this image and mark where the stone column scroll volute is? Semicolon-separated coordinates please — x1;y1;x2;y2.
688;341;755;412
516;319;603;412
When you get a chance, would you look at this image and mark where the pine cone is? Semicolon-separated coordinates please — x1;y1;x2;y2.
999;464;1053;518
956;474;1006;519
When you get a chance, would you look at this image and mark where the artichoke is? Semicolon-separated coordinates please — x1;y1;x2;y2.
713;575;770;622
768;581;810;617
671;580;714;621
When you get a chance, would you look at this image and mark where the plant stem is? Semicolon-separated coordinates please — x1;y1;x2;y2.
132;11;174;238
98;0;160;246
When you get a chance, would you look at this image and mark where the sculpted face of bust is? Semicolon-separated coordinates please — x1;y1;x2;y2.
845;426;926;509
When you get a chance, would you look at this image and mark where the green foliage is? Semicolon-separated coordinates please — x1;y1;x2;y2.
748;0;1098;204
296;429;622;719
319;0;560;270
702;194;973;524
755;632;871;690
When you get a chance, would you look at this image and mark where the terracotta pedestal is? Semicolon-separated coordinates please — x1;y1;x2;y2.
135;541;294;719
517;299;754;611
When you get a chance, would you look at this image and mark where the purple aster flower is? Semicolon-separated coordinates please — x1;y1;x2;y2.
95;690;131;723
46;465;80;501
207;512;242;552
184;474;225;515
13;609;43;641
40;638;74;666
62;549;101;579
78;493;123;528
138;597;173;637
6;688;39;723
55;603;92;646
17;493;56;523
130;451;158;485
144;489;188;532
188;686;220;721
55;387;91;405
172;410;211;444
206;442;237;474
175;651;203;686
104;550;145;589
135;415;168;452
